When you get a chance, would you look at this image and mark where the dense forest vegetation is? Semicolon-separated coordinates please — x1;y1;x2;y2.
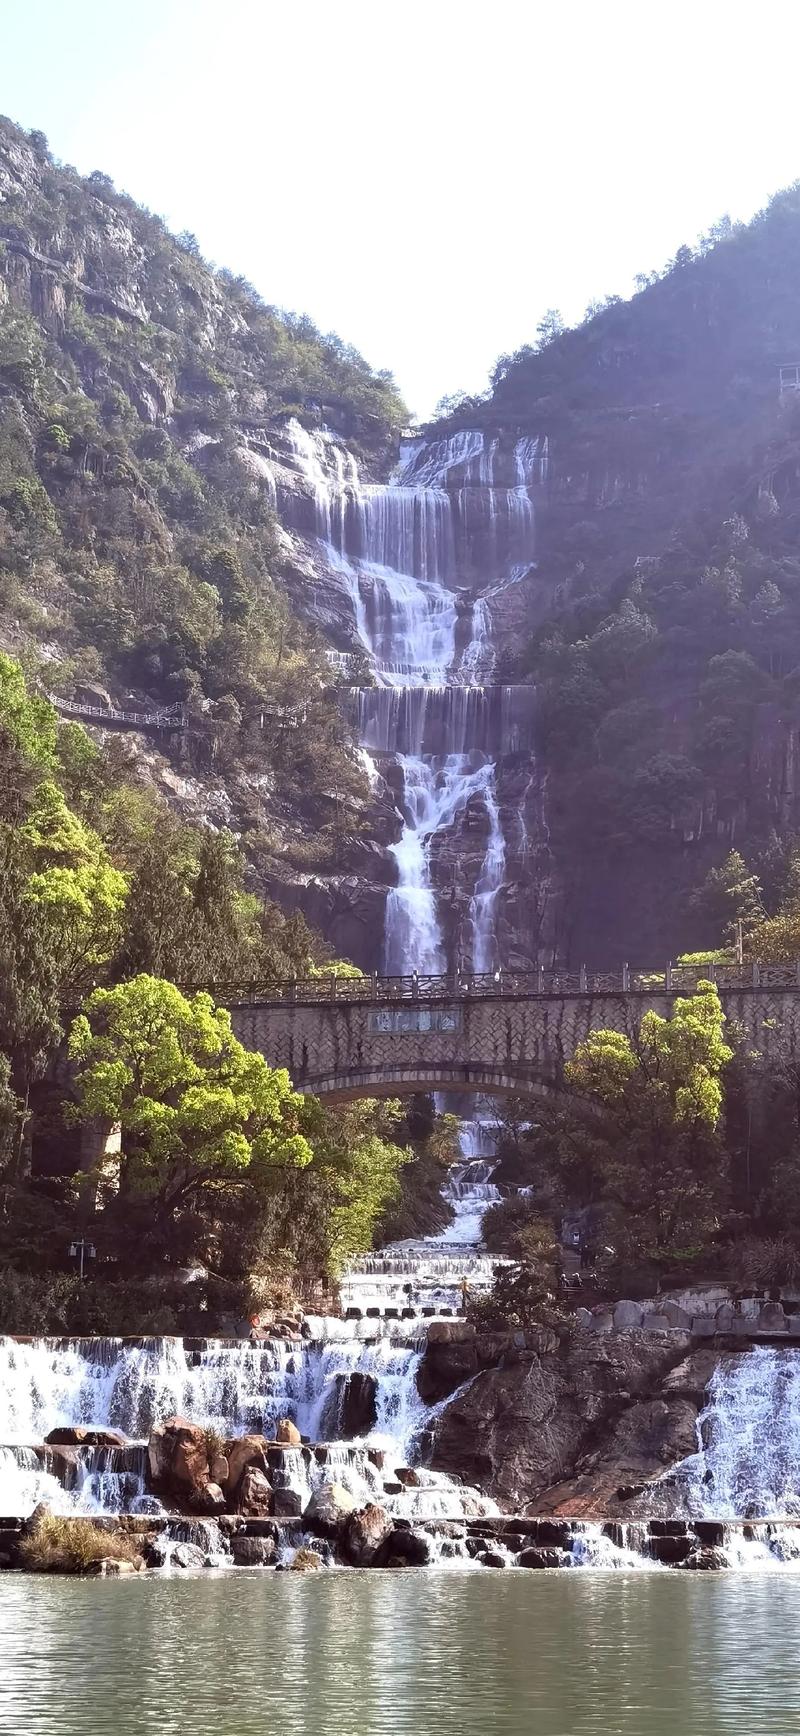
434;186;800;963
0;114;406;878
0;656;456;1332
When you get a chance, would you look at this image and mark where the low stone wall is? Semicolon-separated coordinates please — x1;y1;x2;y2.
577;1298;800;1338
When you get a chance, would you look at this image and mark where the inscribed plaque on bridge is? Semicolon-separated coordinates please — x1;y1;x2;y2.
367;1007;462;1034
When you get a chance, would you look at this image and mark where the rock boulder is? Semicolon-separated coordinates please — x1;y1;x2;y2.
337;1372;378;1437
238;1466;272;1517
46;1427;128;1447
306;1482;356;1535
224;1434;269;1497
343;1504;393;1566
147;1418;210;1508
230;1534;276;1566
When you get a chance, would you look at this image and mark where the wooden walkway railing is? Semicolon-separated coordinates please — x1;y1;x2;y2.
50;696;186;731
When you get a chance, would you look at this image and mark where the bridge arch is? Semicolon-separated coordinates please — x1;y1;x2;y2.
294;1064;555;1101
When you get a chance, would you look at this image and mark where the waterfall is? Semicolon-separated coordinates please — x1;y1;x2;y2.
0;1335;498;1522
469;774;506;973
674;1348;800;1518
0;1334;433;1450
384;753;504;976
0;1442;153;1518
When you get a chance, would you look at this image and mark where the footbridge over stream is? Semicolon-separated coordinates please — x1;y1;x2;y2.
225;963;800;1100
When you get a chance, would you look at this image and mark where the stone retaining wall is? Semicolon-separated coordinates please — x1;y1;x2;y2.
577;1298;800;1338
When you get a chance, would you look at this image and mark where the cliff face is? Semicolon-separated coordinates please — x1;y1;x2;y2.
428;1332;709;1512
426;197;800;962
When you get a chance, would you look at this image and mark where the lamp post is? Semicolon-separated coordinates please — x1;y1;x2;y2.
69;1239;96;1280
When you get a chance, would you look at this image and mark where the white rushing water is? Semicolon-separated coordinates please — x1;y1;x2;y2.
280;422;540;1311
0;1334;430;1449
673;1347;800;1519
0;1334;498;1521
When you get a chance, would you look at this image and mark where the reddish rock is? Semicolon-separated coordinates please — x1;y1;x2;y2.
46;1427;128;1447
147;1418;210;1507
192;1480;226;1514
238;1466;272;1517
224;1435;269;1497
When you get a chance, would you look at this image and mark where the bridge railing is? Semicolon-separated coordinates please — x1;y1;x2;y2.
210;960;800;1007
49;695;187;730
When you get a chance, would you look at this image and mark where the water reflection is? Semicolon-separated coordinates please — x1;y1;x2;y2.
2;1572;799;1735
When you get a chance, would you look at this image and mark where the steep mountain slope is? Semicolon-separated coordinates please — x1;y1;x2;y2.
0;114;404;919
7;110;800;969
429;194;800;961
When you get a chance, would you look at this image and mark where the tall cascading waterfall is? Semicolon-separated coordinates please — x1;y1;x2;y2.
268;421;545;1303
272;418;543;984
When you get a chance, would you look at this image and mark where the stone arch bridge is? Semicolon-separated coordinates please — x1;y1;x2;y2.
226;964;800;1101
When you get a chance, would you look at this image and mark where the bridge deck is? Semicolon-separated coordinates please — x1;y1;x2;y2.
213;961;800;1009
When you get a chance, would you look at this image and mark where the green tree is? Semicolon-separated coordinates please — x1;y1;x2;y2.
691;850;764;949
68;975;312;1217
289;1097;408;1274
22;781;128;1002
560;982;733;1259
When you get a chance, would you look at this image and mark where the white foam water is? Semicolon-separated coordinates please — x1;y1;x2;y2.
672;1347;800;1519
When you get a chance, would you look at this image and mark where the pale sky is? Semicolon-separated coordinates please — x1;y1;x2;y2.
3;0;800;416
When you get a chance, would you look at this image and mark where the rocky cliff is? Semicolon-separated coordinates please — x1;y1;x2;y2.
0;114;408;945
425;1329;714;1513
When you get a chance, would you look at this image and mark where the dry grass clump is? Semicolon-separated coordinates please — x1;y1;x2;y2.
19;1511;142;1574
289;1547;323;1572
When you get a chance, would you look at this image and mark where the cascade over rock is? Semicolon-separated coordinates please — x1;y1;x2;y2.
254;419;557;972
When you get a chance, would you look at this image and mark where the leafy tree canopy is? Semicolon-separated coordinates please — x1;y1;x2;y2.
68;974;313;1201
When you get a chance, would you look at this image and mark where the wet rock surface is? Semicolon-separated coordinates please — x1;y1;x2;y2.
431;1330;698;1511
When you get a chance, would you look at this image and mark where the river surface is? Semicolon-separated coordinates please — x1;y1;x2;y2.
3;1571;800;1735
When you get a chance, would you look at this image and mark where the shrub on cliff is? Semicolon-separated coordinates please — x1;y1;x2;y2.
469;1259;567;1335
